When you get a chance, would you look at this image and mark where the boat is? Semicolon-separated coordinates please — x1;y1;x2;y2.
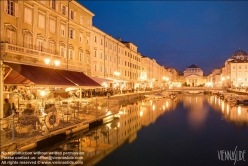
144;93;166;99
187;91;202;95
236;95;248;105
236;100;248;105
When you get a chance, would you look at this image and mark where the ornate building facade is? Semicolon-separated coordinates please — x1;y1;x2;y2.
183;64;204;86
221;50;248;87
0;0;176;91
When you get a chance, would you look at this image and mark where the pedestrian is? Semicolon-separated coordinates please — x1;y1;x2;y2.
12;103;17;114
3;98;11;118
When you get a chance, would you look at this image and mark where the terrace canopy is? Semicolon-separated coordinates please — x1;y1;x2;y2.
4;62;101;87
90;77;113;85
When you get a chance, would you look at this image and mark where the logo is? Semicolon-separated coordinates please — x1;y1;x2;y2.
217;146;246;165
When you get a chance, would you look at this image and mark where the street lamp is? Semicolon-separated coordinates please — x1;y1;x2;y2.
44;58;60;67
114;71;120;77
114;71;120;89
102;82;107;88
162;76;169;88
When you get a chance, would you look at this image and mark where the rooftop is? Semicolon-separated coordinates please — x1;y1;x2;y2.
231;49;247;59
187;64;200;68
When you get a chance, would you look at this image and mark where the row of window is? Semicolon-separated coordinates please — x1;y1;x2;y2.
232;65;248;69
24;9;90;44
232;78;248;81
93;50;141;69
93;64;139;77
4;0;91;28
6;28;142;68
39;0;91;28
93;36;140;62
187;68;201;72
5;1;91;38
6;28;89;62
7;4;86;43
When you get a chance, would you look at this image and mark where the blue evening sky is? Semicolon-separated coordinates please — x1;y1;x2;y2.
78;1;248;74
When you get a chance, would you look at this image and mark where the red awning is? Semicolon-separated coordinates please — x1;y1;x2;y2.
91;77;113;85
5;62;75;86
4;63;101;87
56;70;101;87
4;69;34;85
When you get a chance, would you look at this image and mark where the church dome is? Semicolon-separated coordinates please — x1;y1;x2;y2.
231;49;247;59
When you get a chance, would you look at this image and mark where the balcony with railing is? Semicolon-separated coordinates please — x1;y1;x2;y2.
1;43;63;62
0;43;88;72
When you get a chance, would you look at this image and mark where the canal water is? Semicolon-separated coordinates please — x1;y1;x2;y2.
23;95;248;166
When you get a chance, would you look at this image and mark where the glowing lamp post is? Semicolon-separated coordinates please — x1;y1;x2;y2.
114;71;120;77
44;58;60;67
114;71;121;92
39;90;46;115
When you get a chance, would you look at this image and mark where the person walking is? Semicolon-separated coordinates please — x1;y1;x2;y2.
3;98;11;118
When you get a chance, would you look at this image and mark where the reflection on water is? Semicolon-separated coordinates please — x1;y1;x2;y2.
179;95;209;130
207;95;248;128
35;95;248;165
38;97;177;166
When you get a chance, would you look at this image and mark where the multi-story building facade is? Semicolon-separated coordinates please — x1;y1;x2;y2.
91;26;143;89
210;68;222;87
1;0;94;74
140;57;166;88
221;50;248;88
0;0;179;115
183;64;204;86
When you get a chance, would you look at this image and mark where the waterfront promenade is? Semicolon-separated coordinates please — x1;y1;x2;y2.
0;90;160;156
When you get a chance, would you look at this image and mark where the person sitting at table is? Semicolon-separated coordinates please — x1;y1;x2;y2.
22;103;41;128
23;103;34;115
